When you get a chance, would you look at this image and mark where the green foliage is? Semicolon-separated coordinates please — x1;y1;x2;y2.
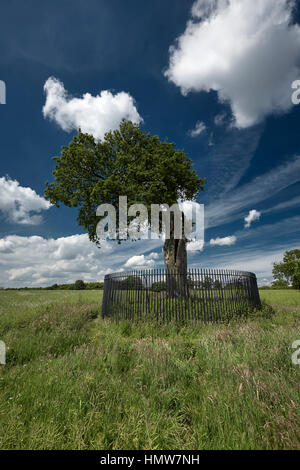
151;281;167;292
271;279;289;289
44;120;205;244
214;279;222;289
292;271;300;290
117;275;144;290
84;282;104;290
202;276;213;289
74;280;85;290
125;275;143;288
60;284;76;290
272;249;300;289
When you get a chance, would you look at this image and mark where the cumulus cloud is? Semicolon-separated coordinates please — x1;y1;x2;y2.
189;243;298;284
2;234;113;284
124;254;155;268
0;234;164;288
191;0;221;19
165;0;300;128
0;176;52;225
210;235;237;246
188;120;206;137
187;239;204;251
43;77;143;140
244;210;261;228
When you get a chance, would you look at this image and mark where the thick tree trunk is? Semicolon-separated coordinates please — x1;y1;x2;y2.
163;229;188;298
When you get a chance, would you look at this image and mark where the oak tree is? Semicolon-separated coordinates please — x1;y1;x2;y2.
45;120;205;284
272;249;300;289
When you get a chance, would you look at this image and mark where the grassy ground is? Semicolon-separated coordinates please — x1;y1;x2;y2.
260;289;300;307
0;289;299;450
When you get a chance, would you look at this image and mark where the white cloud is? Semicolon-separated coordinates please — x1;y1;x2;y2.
0;234;164;288
189;239;299;284
165;0;300;128
148;252;159;259
214;112;227;126
191;0;222;19
124;254;155;268
43;77;143;140
3;234;112;284
187;239;204;251
0;176;52;225
188;120;206;137
210;235;237;246
258;278;272;287
0;217;298;288
212;248;289;280
244;209;261;228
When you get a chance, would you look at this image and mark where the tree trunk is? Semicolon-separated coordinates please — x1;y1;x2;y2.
163;228;188;298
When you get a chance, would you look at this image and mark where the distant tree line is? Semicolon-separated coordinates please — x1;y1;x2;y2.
3;280;104;291
50;280;104;290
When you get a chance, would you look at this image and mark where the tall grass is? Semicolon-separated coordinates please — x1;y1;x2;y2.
0;290;299;449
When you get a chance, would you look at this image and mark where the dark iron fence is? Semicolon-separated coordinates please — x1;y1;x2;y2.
102;269;261;322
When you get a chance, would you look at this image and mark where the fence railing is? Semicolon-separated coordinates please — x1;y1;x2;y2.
102;268;261;322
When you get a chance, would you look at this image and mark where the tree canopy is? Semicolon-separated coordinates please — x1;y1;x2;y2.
74;279;86;290
45;120;205;246
272;249;300;289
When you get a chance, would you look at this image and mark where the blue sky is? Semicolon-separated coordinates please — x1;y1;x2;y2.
0;0;300;287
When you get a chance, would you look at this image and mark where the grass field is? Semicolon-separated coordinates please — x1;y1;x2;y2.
0;289;299;450
260;289;300;306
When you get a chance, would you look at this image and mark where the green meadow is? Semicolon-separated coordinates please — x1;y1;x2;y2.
0;289;299;450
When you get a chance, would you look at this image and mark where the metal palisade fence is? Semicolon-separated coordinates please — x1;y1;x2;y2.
102;268;261;322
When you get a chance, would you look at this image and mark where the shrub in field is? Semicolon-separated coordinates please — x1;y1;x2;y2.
271;280;289;288
292;271;300;290
75;280;86;290
85;282;104;290
151;281;166;292
119;276;144;290
272;249;300;289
